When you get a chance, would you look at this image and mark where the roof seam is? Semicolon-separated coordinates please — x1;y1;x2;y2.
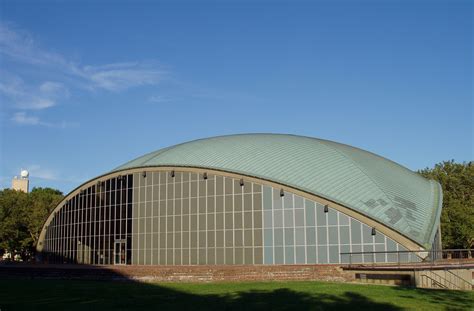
139;146;174;166
317;139;399;220
110;134;438;246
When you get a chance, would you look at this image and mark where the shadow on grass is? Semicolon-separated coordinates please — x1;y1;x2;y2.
0;260;472;311
391;286;473;311
0;278;403;311
219;289;403;311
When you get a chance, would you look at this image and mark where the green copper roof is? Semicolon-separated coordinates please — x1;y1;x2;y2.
114;134;442;247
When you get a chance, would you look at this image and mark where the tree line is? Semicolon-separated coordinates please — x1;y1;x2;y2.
418;160;473;250
0;161;472;261
0;187;63;261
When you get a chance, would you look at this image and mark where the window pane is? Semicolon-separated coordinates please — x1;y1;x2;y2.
317;227;327;245
306;227;316;245
316;203;326;226
285;247;294;264
296;246;305;264
264;229;273;247
284;228;294;246
305;200;315;227
264;247;273;264
295;228;305;246
274;210;283;228
350;219;361;244
274;228;283;246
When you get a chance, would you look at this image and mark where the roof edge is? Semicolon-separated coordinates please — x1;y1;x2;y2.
38;165;425;253
425;180;443;249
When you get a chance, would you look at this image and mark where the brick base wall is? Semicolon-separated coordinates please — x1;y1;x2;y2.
0;263;355;283
110;264;355;283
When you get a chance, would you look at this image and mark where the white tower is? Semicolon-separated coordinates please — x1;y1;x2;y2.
12;169;29;193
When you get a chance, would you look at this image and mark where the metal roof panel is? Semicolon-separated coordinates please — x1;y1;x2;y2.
113;133;441;247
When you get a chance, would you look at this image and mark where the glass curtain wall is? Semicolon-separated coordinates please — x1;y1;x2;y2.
43;169;412;265
42;174;133;264
131;171;263;265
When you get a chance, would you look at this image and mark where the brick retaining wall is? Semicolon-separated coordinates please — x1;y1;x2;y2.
111;264;355;282
0;263;355;283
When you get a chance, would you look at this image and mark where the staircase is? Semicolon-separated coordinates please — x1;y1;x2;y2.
418;269;472;290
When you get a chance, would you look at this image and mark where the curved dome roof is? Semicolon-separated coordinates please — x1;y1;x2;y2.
113;134;441;247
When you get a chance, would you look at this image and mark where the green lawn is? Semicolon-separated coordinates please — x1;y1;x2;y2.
1;279;472;311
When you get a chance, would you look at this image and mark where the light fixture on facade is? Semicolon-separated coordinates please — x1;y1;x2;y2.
324;204;329;213
171;170;175;178
280;189;285;197
142;171;147;178
240;179;244;187
371;227;376;236
203;173;208;180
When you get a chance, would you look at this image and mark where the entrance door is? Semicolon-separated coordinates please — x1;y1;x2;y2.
114;240;126;265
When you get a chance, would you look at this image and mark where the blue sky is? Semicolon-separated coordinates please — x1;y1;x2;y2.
0;1;472;194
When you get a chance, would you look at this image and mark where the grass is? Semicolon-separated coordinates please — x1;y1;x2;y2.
0;279;473;311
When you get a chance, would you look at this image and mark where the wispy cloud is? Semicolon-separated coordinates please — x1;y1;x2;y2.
39;81;68;95
25;165;87;185
148;95;174;103
11;112;78;128
0;75;68;110
1;21;166;127
1;165;85;190
0;22;166;92
82;63;164;91
0;22;67;67
26;164;59;181
11;112;40;125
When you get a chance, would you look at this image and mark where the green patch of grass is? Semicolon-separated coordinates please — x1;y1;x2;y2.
0;279;472;310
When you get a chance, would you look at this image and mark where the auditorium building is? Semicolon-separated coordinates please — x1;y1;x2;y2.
37;134;442;266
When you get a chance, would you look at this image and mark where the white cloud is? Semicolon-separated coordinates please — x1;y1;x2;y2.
11;112;78;128
0;22;67;67
22;164;85;184
148;95;173;103
0;22;166;92
18;98;56;110
0;166;85;190
11;112;40;125
0;76;65;110
83;64;164;92
26;164;59;181
39;81;68;95
1;21;167;128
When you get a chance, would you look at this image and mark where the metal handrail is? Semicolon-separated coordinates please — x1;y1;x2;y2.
419;270;472;290
341;249;473;255
340;249;474;267
420;273;449;289
445;269;473;288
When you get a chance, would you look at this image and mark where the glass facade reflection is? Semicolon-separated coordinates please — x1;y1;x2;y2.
42;175;133;265
130;171;263;265
41;169;408;265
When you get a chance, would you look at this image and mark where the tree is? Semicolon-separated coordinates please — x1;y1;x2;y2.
0;189;30;259
27;188;63;247
419;161;474;249
0;187;63;261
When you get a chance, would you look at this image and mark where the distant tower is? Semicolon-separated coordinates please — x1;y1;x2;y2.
12;169;29;193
